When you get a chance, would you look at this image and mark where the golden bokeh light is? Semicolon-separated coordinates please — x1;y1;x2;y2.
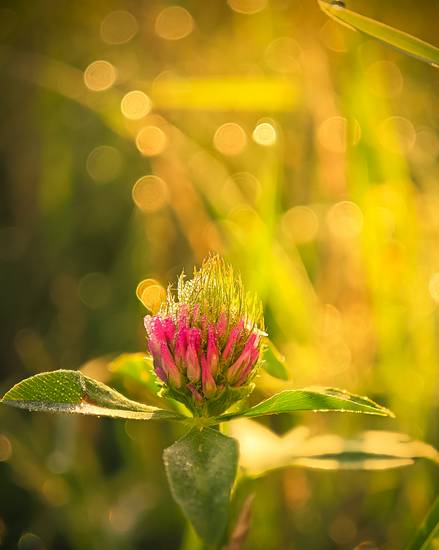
428;273;439;303
86;145;122;183
281;206;319;244
139;284;166;313
264;37;301;74
252;122;277;146
379;116;416;154
213;123;247;156
132;175;168;213
83;60;117;92
135;125;168;156
228;0;268;15
327;201;364;239
136;278;161;302
366;60;403;98
100;10;138;44
318;116;361;153
155;6;194;41
121;90;152;120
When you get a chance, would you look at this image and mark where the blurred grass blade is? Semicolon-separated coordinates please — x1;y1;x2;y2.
219;387;394;421
1;370;185;421
230;419;439;476
407;495;439;550
261;338;289;380
151;77;298;111
163;428;238;544
318;1;439;67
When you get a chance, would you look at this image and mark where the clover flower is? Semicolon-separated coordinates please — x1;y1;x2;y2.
144;255;265;416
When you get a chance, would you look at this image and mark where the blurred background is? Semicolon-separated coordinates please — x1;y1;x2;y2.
1;0;439;548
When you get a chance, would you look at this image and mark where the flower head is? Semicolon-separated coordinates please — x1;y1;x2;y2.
144;255;265;416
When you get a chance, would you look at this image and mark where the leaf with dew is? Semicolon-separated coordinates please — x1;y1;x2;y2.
261;338;289;380
108;352;161;394
218;387;394;421
1;369;186;421
318;0;439;67
163;427;238;543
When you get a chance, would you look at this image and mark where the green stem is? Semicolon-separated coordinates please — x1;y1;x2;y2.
407;494;439;550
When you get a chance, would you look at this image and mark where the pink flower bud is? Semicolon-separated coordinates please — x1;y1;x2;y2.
174;327;188;367
143;255;264;416
186;329;201;382
201;356;217;398
235;346;260;387
162;317;176;344
227;333;259;384
222;319;245;362
154;365;167;383
207;325;219;377
160;341;182;388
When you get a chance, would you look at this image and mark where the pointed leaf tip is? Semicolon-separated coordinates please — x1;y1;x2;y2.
218;387;394;421
163;428;238;543
1;369;185;421
317;0;439;67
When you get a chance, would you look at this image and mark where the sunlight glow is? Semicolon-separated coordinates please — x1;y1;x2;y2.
155;6;194;41
213;123;247;156
132;175;168;213
282;206;319;243
136;279;161;302
228;0;267;15
139;284;166;313
327;201;363;239
83;60;117;91
264;37;301;74
121;90;152;120
135;125;168;156
100;10;138;44
252;122;277;146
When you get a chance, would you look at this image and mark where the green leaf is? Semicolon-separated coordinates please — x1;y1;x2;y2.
108;352;161;394
1;369;185;421
407;495;439;550
218;387;394;421
318;1;439;67
163;428;239;544
229;419;439;476
261;339;289;380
